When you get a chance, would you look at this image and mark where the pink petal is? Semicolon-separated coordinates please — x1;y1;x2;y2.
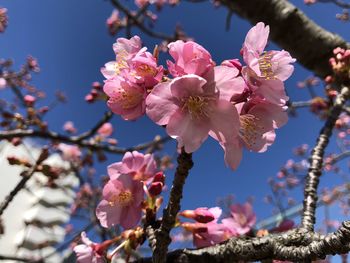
146;81;179;125
244;22;269;57
166;109;210;153
209;100;240;144
96;200;123;228
170;74;207;99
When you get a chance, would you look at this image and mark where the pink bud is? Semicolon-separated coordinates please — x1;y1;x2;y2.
85;94;94;103
180;207;215;223
152;171;165;184
97;122;113;137
148;181;163;196
24;95;36;106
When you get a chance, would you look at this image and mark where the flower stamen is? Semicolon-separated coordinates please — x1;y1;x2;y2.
239;114;264;147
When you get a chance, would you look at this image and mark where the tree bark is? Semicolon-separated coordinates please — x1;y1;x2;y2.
220;0;350;78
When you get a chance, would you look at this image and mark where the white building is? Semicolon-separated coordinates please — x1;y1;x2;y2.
0;141;79;262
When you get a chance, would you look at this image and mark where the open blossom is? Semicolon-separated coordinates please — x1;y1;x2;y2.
96;173;143;229
127;48;164;88
146;71;243;158
242;22;295;82
63;121;77;134
241;22;295;106
167;40;215;77
102;36;163;120
236;98;288;152
242;66;289;106
73;232;104;263
97;122;113;137
222;202;256;235
106;10;122;35
193;222;234;248
0;77;6;89
101;36;142;79
0;8;7;33
58;143;82;162
101;36;163;85
104;76;146;120
107;151;157;182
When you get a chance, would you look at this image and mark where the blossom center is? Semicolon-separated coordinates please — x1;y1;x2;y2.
258;51;276;80
111;88;143;109
109;190;133;207
236;214;247;226
114;50;129;74
135;64;157;77
182;96;210;119
239;114;264;147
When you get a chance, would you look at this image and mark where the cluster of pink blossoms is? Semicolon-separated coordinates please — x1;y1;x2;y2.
96;151;163;229
179;202;256;248
101;22;295;169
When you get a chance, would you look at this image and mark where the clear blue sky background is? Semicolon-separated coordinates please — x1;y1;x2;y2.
1;0;350;260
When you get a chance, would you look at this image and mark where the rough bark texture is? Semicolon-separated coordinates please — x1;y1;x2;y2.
152;151;193;263
220;0;350;78
137;221;350;262
302;86;350;230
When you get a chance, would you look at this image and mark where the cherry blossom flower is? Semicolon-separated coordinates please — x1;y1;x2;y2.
222;202;256;235
107;10;123;35
236;98;288;152
73;232;104;263
0;8;7;33
167;40;215;77
241;22;295;106
101;36;142;80
128;48;164;88
242;22;295;82
107;151;157;182
0;77;6;89
96;173;143;229
57;143;82;162
97;122;113;137
63;121;77;134
242;67;289;106
146;73;242;157
103;76;147;120
193;222;234;248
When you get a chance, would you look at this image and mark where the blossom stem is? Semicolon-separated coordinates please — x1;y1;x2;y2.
152;149;193;263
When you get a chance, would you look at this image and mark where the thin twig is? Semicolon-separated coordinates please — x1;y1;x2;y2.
0;149;48;216
75;111;113;141
0;129;171;155
110;0;175;41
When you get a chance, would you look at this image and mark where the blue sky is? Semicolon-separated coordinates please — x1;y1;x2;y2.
1;0;350;260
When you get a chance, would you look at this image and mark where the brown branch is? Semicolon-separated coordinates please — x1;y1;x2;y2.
319;0;350;9
0;255;41;263
219;0;350;78
152;150;193;263
301;85;350;230
75;111;113;141
137;222;350;262
110;0;175;41
0;129;171;155
0;148;48;216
